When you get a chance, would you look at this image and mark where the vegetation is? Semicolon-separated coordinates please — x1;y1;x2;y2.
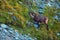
0;0;60;40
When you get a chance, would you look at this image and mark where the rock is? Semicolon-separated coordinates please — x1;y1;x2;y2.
26;21;33;27
19;1;23;4
12;16;17;21
3;29;8;34
54;15;58;20
6;36;12;40
8;29;14;34
0;27;3;31
8;12;13;15
14;31;19;37
0;24;37;40
0;24;8;29
57;32;60;36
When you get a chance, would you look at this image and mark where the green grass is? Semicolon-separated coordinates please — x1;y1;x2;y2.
0;0;60;40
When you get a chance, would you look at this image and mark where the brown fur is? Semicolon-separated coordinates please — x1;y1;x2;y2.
29;12;49;30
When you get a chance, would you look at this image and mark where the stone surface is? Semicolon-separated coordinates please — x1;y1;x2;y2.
0;24;37;40
0;24;8;28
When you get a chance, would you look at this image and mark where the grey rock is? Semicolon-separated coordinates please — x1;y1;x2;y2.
0;27;3;31
0;24;37;40
0;24;8;29
57;32;60;36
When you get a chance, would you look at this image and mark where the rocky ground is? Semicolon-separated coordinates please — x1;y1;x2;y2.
0;24;37;40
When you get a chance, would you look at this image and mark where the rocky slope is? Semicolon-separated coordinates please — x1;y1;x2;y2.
0;24;37;40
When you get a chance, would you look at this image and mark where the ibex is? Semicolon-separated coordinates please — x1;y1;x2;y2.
29;12;49;30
